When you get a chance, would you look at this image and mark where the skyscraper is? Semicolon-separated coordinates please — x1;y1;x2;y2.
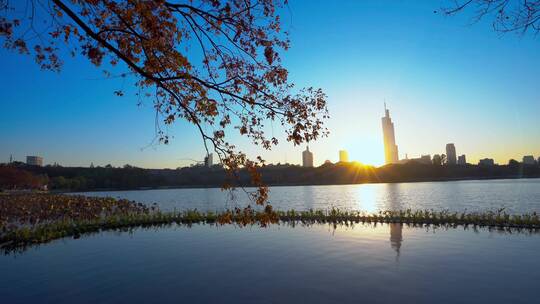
446;143;457;165
204;153;214;167
458;154;467;165
302;147;314;167
339;150;349;163
381;105;399;164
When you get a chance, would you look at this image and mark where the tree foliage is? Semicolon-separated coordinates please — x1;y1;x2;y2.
0;0;329;204
0;166;48;190
443;0;540;35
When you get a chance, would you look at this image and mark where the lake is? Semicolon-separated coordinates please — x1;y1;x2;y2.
1;223;539;303
2;179;540;303
75;178;540;213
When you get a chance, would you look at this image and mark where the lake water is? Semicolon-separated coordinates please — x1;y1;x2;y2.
76;178;540;214
2;179;540;303
1;223;539;303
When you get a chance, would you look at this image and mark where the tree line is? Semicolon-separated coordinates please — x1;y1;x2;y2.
1;160;539;191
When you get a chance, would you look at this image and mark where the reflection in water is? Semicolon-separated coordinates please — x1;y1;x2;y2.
389;223;403;261
384;183;403;211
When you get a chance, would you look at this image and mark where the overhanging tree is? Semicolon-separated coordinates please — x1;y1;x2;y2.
442;0;540;34
0;0;329;204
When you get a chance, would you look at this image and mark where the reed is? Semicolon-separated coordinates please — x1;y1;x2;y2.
1;193;539;251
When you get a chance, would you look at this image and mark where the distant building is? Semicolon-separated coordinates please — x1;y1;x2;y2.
523;155;536;165
402;154;431;165
457;154;467;165
302;147;314;167
381;104;399;164
478;158;495;166
26;156;43;166
432;154;442;165
446;143;457;165
419;155;431;164
204;153;214;167
339;150;349;163
324;160;333;165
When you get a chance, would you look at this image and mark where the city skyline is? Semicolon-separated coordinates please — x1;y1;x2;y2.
1;1;539;168
3;118;540;168
3;101;539;168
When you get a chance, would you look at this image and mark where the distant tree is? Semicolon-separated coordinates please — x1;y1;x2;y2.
0;0;329;204
0;166;47;190
442;0;540;35
51;176;69;189
432;154;446;166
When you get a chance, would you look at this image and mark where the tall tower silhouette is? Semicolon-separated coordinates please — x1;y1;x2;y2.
302;146;314;167
381;104;399;164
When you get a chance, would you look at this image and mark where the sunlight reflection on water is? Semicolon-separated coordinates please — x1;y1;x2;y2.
75;178;540;213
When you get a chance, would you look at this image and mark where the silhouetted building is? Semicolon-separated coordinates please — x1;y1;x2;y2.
446;143;456;165
26;156;43;166
381;104;399;164
478;158;495;166
458;154;467;165
339;150;349;163
302;147;313;167
432;154;443;165
204;153;214;167
401;154;431;165
523;155;536;165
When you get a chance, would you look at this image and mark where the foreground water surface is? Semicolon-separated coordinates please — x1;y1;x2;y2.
1;223;539;303
76;178;540;213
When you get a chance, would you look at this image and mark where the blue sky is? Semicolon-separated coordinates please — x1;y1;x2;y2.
1;0;539;168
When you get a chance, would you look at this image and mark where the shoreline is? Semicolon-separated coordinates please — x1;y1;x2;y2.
62;175;540;193
1;193;539;253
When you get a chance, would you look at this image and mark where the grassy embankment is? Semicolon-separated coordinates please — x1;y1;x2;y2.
1;193;539;251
